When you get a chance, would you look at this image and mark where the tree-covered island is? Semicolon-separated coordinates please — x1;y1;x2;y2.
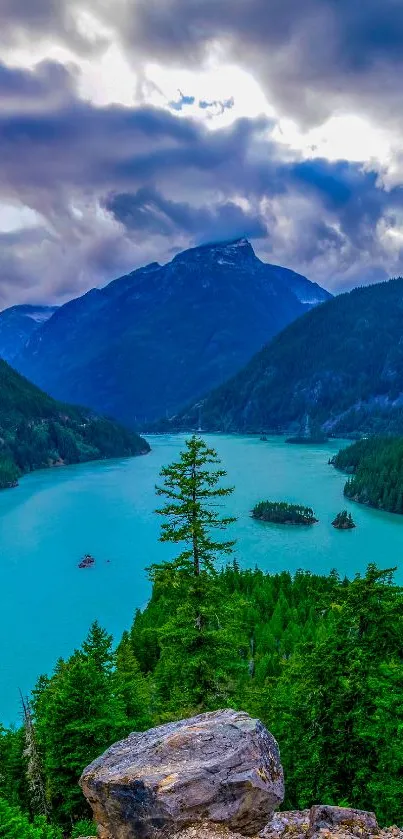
252;501;318;524
332;510;356;529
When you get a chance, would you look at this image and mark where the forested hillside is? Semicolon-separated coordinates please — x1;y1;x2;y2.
1;564;402;833
333;437;403;512
0;359;149;488
169;278;403;435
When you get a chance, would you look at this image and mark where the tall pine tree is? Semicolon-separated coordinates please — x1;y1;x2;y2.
149;436;242;716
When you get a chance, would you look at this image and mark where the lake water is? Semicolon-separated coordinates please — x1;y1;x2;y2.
1;433;402;725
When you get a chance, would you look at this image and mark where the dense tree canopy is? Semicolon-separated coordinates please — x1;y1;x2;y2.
0;358;149;489
333;437;403;512
252;501;318;524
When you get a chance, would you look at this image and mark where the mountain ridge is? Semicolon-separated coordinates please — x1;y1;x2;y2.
13;239;331;426
166;277;403;436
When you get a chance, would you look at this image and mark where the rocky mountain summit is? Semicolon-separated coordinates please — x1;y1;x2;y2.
79;709;402;839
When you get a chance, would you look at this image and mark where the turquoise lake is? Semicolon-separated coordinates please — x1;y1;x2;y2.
1;433;402;725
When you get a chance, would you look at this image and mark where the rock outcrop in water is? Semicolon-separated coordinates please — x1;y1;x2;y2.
79;709;402;839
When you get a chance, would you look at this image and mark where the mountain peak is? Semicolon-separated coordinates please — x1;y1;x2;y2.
14;239;329;426
172;237;256;265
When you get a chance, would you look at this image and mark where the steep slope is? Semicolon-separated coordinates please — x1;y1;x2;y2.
172;278;403;435
0;304;58;364
0;359;149;488
14;239;331;426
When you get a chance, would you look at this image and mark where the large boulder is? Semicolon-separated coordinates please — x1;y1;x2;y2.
79;709;284;839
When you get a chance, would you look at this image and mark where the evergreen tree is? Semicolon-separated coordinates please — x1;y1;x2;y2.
0;725;27;811
32;622;128;824
265;565;403;822
115;632;152;732
150;436;240;715
153;435;236;579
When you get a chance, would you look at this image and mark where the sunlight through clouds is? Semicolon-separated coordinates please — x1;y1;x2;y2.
1;0;403;303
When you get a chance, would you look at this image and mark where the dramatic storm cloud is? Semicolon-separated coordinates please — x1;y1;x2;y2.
1;0;403;306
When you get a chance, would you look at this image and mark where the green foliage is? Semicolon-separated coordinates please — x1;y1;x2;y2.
0;726;27;810
172;277;403;435
2;561;403;829
252;501;318;524
264;566;403;824
333;437;403;512
0;798;62;839
153;435;236;575
0;358;149;489
71;818;96;838
32;622;130;825
149;436;240;716
115;632;152;731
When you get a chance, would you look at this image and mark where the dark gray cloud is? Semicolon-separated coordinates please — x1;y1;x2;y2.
102;0;403;128
104;187;268;241
3;1;403;129
0;58;403;307
0;60;76;115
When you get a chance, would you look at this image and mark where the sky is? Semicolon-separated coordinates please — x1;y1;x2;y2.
1;0;403;308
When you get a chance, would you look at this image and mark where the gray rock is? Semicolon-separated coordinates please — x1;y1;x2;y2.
79;709;284;839
261;810;310;838
309;806;378;837
173;825;245;839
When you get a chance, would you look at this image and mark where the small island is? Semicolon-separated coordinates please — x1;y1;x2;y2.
252;501;318;525
332;510;356;529
78;554;96;568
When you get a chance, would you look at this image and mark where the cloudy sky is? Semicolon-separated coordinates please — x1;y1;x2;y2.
1;0;403;308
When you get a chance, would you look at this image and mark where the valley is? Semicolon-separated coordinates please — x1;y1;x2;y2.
2;432;403;726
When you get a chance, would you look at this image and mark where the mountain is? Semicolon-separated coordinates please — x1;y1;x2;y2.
0;359;149;488
0;304;58;364
13;239;331;426
170;278;403;435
